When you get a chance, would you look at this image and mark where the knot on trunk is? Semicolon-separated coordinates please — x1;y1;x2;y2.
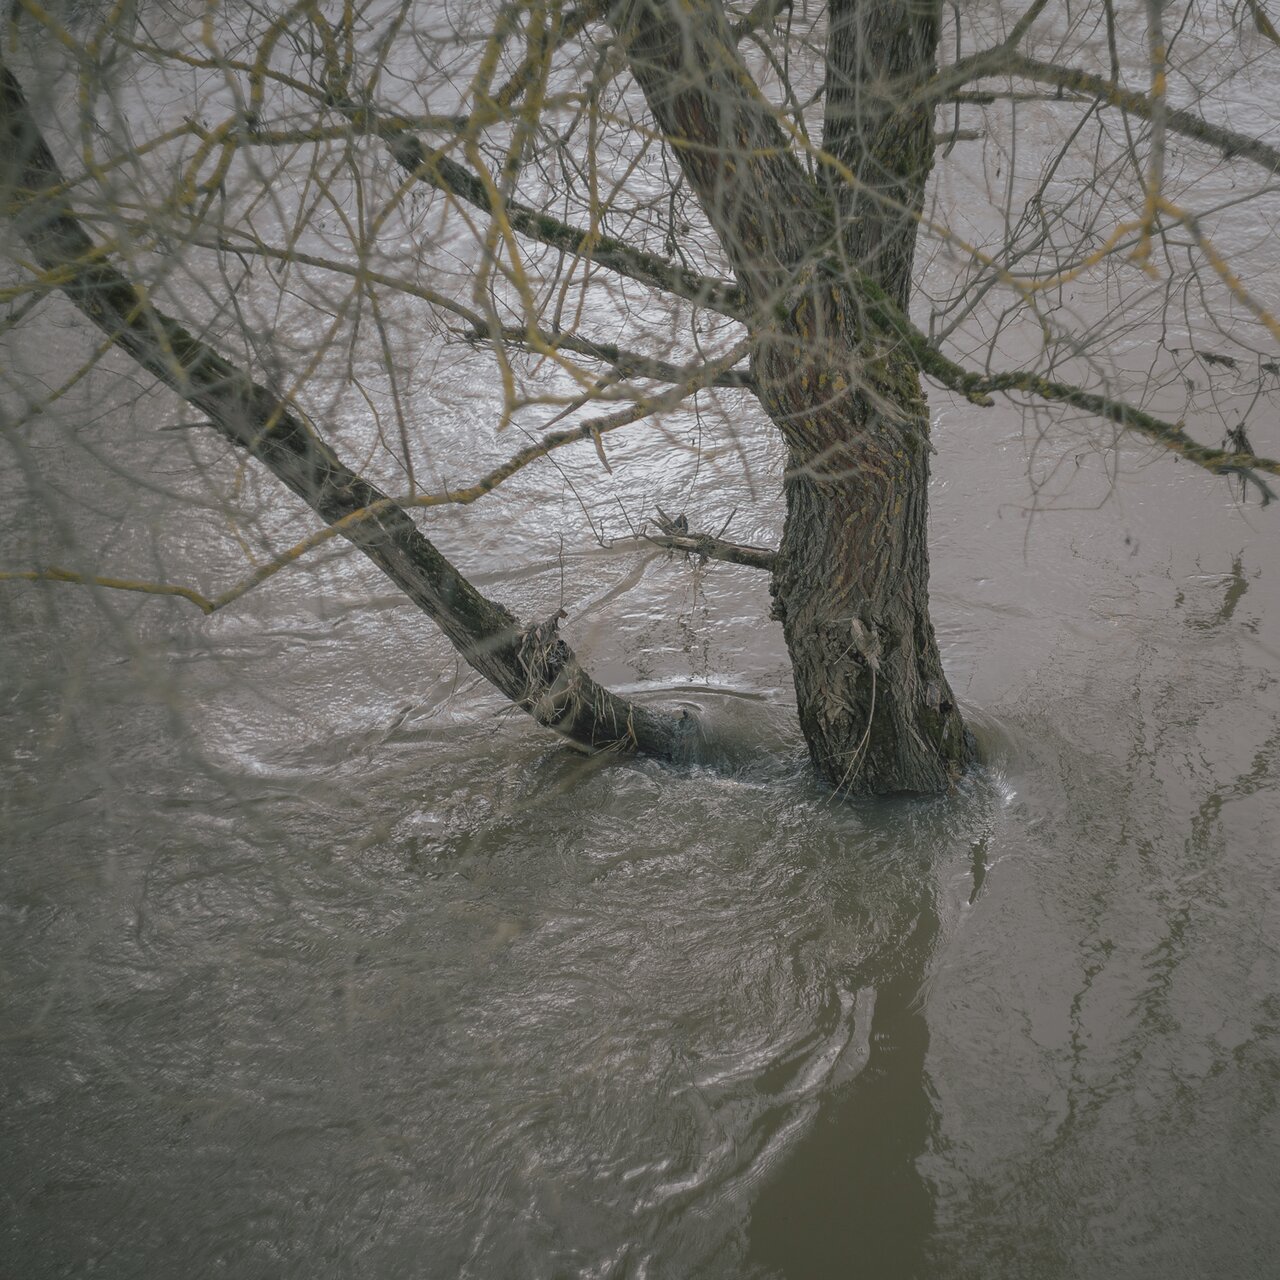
807;617;885;730
848;615;883;670
769;576;786;622
516;608;570;699
514;610;646;750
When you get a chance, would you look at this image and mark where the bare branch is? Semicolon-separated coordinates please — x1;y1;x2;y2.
825;255;1280;497
383;137;748;319
645;510;776;570
489;3;606;112
925;363;1280;503
929;52;1280;175
0;567;217;612
2;329;753;617
1008;54;1280;174
467;325;754;389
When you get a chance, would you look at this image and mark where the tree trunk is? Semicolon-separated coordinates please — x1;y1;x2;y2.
756;328;971;793
769;0;971;792
824;0;943;309
614;0;972;793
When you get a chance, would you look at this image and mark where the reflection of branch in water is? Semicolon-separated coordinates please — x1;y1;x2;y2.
1214;553;1250;626
1176;553;1253;632
969;833;990;906
747;890;940;1279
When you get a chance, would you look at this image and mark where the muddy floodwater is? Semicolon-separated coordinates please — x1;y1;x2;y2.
4;5;1280;1278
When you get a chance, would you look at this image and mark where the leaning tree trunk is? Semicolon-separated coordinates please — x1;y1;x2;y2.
614;0;972;793
0;65;686;760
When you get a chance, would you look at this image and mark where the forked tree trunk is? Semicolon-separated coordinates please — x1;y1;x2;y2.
7;2;974;792
616;0;972;793
769;0;970;792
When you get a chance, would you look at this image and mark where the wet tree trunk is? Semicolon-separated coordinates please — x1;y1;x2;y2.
616;0;972;792
758;328;970;793
6;1;974;791
769;0;970;792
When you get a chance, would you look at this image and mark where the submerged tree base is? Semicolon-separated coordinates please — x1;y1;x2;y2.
762;339;973;796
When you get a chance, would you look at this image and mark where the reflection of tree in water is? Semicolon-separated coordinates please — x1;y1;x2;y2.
1051;579;1279;1142
930;559;1280;1277
749;890;940;1280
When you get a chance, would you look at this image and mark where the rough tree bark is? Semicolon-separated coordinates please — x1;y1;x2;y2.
613;0;972;792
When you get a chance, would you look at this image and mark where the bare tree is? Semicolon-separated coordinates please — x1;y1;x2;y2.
2;0;1277;793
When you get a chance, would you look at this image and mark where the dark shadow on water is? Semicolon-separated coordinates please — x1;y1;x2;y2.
746;895;939;1280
